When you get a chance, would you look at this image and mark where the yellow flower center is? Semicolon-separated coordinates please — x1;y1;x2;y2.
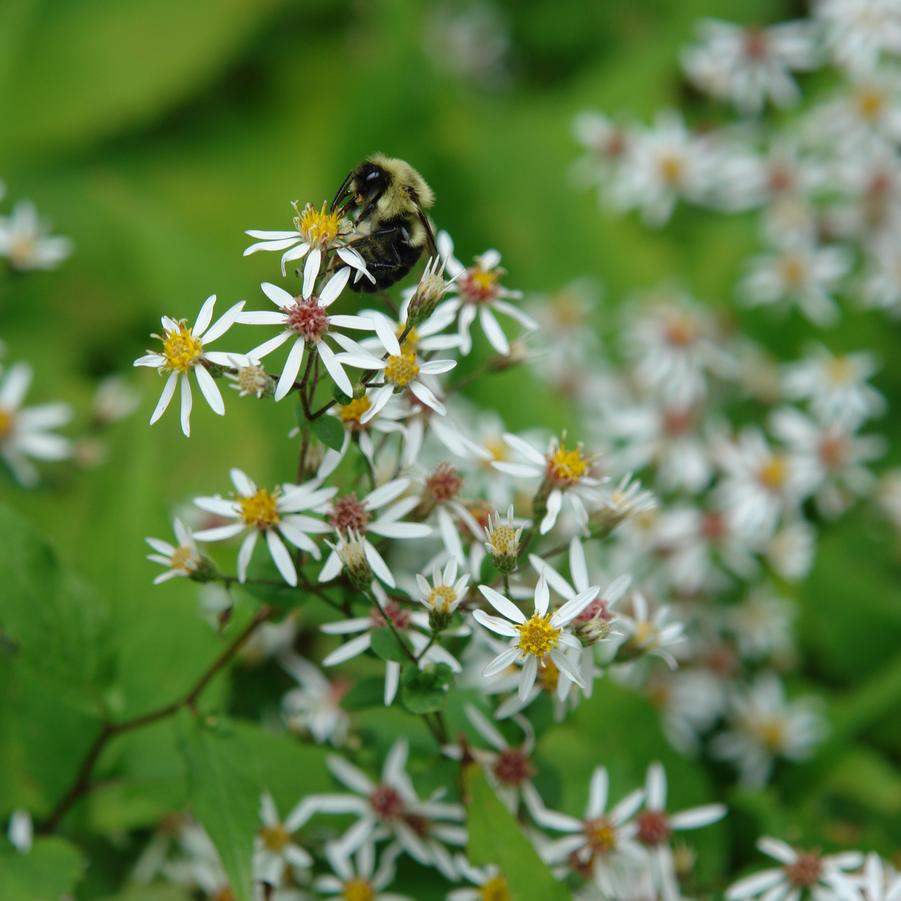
664;312;699;347
548;442;589;484
8;235;36;268
427;585;457;612
162;323;204;374
855;86;886;122
633;620;659;649
516;613;561;658
384;353;420;387
0;408;15;441
825;356;853;385
169;545;196;573
260;823;291;853
339;395;372;426
750;715;786;752
480;875;510;901
295;201;343;246
211;889;235;901
758;455;787;491
658;153;685;186
487;525;518;556
342;878;375;901
238;488;281;530
586;817;618;853
472;269;499;292
778;253;808;289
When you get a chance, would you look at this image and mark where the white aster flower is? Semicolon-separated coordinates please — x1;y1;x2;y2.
654;503;758;596
320;585;461;707
862;233;901;315
448;857;510;901
318;478;432;588
816;0;901;74
473;575;600;701
0;362;71;486
243;199;373;287
415;558;470;618
0;200;72;271
434;231;537;356
445;704;538;812
598;473;658;525
530;537;631;688
727;590;797;663
740;237;853;326
614;592;685;670
623;291;734;406
636;762;726;901
770;406;884;517
194;468;335;586
613;110;715;226
314;841;410;901
239;274;383;400
715;428;818;540
333;327;456;420
280;653;350;746
681;19;819;114
602;398;716;494
858;853;901;901
524;766;645;896
91;375;140;425
782;345;886;428
711;673;826;787
253;792;313;886
134;295;244;437
145;518;203;584
726;836;863;900
295;740;465;876
493;432;603;534
224;353;272;398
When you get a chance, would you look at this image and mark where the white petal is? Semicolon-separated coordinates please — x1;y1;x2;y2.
149;372;178;424
179;375;193;436
478;585;527;623
275;339;305;401
194;366;224;415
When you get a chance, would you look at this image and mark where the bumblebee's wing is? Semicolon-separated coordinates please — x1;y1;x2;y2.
330;169;355;212
416;206;438;258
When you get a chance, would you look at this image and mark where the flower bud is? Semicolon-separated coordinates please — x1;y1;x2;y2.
333;531;372;590
406;256;451;326
484;505;522;574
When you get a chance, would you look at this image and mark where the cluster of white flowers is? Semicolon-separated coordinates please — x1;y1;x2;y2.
575;4;901;324
125;7;901;892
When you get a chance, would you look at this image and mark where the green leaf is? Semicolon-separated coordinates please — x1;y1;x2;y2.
312;414;346;452
370;627;411;664
464;765;571;901
0;836;85;901
178;713;259;901
400;663;454;715
0;503;115;710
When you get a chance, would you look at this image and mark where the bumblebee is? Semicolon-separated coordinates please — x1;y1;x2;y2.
330;154;437;292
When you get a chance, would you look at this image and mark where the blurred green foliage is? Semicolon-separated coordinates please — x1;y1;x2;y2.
2;0;901;898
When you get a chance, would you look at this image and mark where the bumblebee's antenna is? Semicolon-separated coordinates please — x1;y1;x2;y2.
418;209;437;257
330;170;354;213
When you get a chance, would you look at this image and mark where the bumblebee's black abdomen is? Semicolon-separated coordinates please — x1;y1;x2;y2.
348;216;424;293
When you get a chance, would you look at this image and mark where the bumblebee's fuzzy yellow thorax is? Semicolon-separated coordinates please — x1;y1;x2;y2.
368;154;435;217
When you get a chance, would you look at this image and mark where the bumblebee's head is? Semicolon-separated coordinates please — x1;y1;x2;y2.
330;155;435;219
